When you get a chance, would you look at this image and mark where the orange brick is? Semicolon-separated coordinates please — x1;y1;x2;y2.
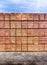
22;29;27;36
28;14;33;20
16;37;21;44
4;14;10;20
28;37;33;44
22;37;27;44
10;45;16;51
28;21;33;28
0;45;5;51
16;45;21;51
10;14;16;20
16;29;21;36
22;45;27;51
39;21;47;28
10;29;15;36
33;45;39;51
0;29;5;36
11;21;16;28
38;45;44;51
33;14;39;20
39;14;44;20
22;14;27;20
33;37;39;45
16;22;21;28
15;13;21;20
28;45;35;51
5;21;10;28
11;37;15;44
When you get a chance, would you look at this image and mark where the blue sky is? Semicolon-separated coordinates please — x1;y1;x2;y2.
0;0;47;13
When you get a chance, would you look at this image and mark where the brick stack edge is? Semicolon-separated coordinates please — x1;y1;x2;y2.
0;13;47;52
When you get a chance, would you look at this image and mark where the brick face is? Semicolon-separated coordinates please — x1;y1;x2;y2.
0;13;47;52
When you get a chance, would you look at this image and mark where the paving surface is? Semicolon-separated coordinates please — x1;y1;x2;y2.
0;52;47;65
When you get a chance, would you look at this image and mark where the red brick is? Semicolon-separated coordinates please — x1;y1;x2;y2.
22;21;27;28
5;29;10;36
0;13;4;20
5;44;16;51
4;14;10;20
0;37;4;44
39;14;44;20
5;44;11;51
33;29;39;36
33;14;39;20
27;29;33;36
27;14;33;20
0;21;4;28
10;29;15;36
33;21;39;28
4;37;10;43
16;44;21;51
39;37;47;44
45;44;47;51
38;44;44;51
11;21;16;28
45;29;47;36
39;29;45;36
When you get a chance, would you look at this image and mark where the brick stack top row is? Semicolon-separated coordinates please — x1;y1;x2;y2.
0;13;47;20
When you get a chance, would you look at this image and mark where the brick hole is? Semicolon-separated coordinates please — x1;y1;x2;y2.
17;63;22;65
5;62;14;65
29;62;37;65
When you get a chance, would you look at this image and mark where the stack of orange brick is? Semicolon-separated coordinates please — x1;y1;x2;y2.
0;13;47;51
